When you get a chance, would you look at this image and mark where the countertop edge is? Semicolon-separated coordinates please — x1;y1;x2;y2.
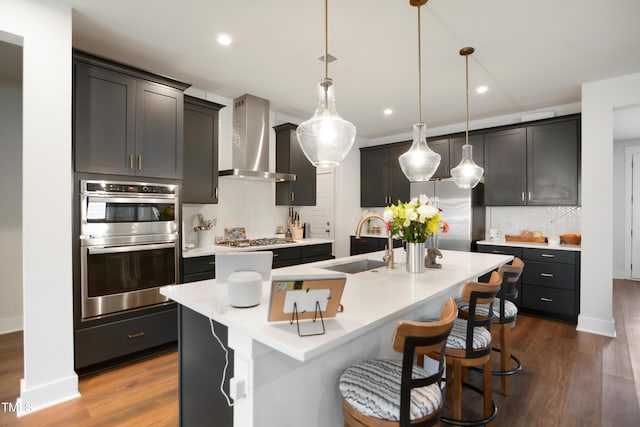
477;239;581;252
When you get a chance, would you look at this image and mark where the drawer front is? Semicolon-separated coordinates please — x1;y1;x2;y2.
522;285;575;316
523;261;575;290
477;244;523;258
300;243;332;259
523;248;576;264
269;247;301;263
183;256;216;275
75;308;177;369
350;236;379;255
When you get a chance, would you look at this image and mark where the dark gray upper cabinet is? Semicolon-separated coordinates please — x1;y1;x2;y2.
183;96;225;204
484;116;580;206
360;142;410;207
74;62;136;176
526;120;579;205
450;134;484;170
484;128;527;205
73;51;189;179
429;138;451;179
274;123;316;206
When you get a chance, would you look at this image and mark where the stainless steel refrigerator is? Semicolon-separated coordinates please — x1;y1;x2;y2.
410;180;485;251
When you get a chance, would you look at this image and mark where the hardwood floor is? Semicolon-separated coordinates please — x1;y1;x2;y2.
1;280;638;426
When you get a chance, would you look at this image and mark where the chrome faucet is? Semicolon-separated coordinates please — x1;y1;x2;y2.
355;214;394;269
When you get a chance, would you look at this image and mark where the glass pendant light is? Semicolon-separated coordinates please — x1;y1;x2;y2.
297;0;356;168
398;0;441;182
451;47;484;189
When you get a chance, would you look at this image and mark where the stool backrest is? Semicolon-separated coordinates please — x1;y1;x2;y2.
460;271;502;358
496;257;525;321
391;298;458;426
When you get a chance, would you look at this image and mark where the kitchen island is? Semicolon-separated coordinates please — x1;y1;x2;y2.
161;248;512;427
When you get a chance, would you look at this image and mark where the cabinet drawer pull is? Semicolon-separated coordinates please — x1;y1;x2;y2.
541;253;555;258
541;273;554;278
492;250;505;254
127;331;145;339
208;261;216;265
273;253;279;257
539;297;553;302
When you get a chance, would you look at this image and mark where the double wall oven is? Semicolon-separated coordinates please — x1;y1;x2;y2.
79;180;179;320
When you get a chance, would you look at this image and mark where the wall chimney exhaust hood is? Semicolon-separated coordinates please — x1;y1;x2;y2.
219;94;296;182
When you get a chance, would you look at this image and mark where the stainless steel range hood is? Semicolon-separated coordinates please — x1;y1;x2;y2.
219;94;295;182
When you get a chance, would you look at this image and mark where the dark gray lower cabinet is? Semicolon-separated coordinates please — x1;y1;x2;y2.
179;305;233;427
182;255;216;283
477;244;580;323
74;306;177;371
350;236;403;256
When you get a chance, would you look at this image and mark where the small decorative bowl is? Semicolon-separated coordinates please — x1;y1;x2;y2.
560;234;581;245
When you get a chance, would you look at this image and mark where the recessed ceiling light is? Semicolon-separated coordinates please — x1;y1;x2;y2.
217;34;232;46
383;108;393;116
476;85;488;94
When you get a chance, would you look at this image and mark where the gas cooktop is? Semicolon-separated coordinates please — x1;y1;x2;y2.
217;237;292;248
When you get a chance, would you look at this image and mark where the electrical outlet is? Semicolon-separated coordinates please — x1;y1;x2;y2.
229;377;246;401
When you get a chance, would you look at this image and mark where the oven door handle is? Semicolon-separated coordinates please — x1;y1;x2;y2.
88;242;176;255
87;196;175;205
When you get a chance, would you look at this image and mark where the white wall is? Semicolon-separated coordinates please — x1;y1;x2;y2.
613;138;640;278
580;72;640;337
0;0;79;415
0;43;23;334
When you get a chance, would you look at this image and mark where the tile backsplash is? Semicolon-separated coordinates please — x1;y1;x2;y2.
486;206;582;239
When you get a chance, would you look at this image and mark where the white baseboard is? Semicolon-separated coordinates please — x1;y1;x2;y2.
17;374;80;417
577;314;617;338
0;315;23;334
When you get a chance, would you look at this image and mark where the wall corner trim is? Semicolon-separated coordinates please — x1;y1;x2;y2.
576;314;617;338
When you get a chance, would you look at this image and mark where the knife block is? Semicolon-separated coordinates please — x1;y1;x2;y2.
288;222;304;240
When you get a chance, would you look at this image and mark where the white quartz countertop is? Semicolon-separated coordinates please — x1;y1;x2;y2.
161;248;512;362
477;239;581;252
182;238;334;258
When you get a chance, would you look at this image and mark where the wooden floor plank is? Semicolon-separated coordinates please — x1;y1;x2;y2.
1;280;639;426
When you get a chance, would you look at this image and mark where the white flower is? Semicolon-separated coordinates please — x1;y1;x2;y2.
409;197;418;207
403;218;411;227
419;194;429;205
417;204;438;219
383;209;394;223
406;209;418;221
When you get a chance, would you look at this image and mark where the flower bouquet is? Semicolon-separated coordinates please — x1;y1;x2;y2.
383;194;448;273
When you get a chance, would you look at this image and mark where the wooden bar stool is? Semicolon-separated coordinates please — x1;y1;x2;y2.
419;273;502;426
339;298;458;427
456;258;524;395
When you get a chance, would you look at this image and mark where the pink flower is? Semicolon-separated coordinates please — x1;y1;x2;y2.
442;221;449;233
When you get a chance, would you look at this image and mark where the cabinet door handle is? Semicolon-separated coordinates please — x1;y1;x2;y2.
540;297;553;302
528;191;532;201
291;192;295;202
541;273;554;278
138;155;142;170
129;154;134;170
127;331;145;339
215;187;219;200
521;192;525;202
492;250;505;254
541;253;555;258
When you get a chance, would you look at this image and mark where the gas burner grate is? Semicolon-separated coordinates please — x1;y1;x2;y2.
217;237;292;247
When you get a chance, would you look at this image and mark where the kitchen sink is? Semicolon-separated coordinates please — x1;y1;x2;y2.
321;259;387;274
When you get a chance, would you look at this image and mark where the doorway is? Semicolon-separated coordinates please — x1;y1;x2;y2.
0;40;23;334
310;168;335;243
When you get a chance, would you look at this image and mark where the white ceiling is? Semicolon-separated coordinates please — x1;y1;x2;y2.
53;0;640;139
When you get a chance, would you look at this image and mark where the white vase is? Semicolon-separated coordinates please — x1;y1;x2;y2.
405;242;425;273
196;229;214;248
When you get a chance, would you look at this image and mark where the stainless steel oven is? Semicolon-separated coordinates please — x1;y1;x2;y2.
79;180;179;320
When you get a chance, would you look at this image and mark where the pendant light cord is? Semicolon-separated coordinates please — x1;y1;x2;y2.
417;5;423;123
324;0;329;80
465;51;469;145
